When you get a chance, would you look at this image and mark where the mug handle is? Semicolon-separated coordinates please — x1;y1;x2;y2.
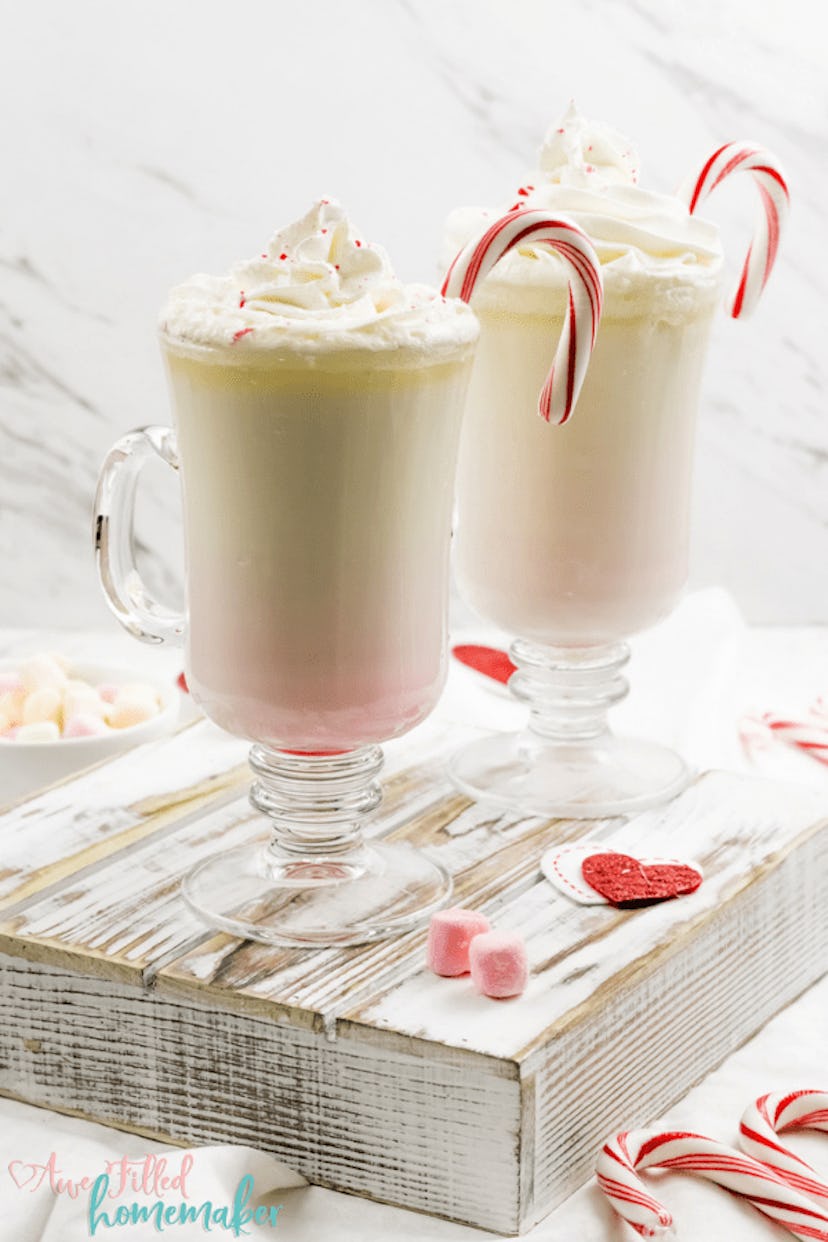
93;425;186;646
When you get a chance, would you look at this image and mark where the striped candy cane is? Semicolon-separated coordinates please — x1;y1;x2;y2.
680;141;790;319
741;1091;828;1201
596;1128;828;1239
441;208;603;425
739;709;828;768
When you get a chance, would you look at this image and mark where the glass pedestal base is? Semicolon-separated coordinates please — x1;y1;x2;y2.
449;639;692;819
181;743;452;947
449;729;692;819
183;838;452;947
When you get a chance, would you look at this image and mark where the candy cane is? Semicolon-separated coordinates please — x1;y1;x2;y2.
596;1128;828;1239
739;710;828;768
740;1091;828;1201
441;208;603;425
680;141;790;319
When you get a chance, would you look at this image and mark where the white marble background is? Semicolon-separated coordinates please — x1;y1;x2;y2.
0;0;825;628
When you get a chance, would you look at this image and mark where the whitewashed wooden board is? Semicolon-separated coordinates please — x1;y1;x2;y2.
0;724;825;1234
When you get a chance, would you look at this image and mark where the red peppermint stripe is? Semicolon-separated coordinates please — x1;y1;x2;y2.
597;1126;828;1240
741;1091;828;1202
442;208;603;426
680;140;789;319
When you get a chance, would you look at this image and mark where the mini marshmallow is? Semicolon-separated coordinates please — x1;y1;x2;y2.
63;685;107;720
427;907;491;977
0;687;26;726
469;931;528;999
63;713;110;739
16;721;61;743
0;672;25;697
107;695;160;730
19;654;67;693
22;686;62;726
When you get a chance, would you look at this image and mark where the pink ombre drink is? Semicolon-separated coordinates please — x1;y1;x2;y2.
161;201;477;750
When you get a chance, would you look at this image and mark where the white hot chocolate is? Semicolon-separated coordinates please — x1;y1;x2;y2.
444;105;723;646
161;201;477;750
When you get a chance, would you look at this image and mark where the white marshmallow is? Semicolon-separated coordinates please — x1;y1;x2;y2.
107;695;159;729
22;687;63;726
63;685;108;720
16;721;61;743
0;688;26;726
19;654;67;693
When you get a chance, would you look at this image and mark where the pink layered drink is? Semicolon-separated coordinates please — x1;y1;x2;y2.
161;202;477;749
444;106;723;646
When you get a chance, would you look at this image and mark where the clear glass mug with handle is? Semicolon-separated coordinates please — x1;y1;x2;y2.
94;329;476;947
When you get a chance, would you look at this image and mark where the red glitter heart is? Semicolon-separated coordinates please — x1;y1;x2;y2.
452;644;516;685
581;853;702;908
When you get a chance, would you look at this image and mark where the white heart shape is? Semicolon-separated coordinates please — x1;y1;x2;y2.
541;844;614;905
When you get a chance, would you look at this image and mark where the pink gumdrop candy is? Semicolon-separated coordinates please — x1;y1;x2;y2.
469;930;528;999
63;713;109;739
427;907;491;977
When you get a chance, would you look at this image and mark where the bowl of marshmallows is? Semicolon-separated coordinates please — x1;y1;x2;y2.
0;652;180;807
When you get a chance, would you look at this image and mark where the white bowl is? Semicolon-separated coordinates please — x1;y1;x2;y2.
0;659;181;809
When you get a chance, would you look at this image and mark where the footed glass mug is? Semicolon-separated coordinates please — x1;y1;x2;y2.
443;102;789;819
449;268;718;817
94;331;475;946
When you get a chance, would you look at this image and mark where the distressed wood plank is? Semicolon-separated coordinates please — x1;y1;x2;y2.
0;719;248;911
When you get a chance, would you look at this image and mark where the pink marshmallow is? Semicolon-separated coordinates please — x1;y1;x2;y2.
426;907;491;977
64;713;109;739
469;931;528;999
0;673;25;696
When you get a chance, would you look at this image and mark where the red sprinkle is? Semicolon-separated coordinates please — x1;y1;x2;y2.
334;264;340;270
517;187;529;197
355;239;362;247
260;252;268;258
321;228;327;234
508;202;521;212
238;292;246;308
279;252;287;260
232;328;254;343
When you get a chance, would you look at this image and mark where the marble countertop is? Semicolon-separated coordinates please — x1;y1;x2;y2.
0;0;826;628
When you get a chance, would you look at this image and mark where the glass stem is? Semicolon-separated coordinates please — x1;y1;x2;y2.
508;639;630;743
249;744;384;858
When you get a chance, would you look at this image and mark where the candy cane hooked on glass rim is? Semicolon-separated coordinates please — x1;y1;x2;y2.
679;140;790;319
441;208;603;425
740;1091;828;1201
596;1128;828;1240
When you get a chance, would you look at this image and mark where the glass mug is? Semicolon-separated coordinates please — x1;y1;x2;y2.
94;332;475;946
449;267;720;817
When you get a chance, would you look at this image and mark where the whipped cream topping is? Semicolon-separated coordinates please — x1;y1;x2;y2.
443;104;723;316
163;200;478;356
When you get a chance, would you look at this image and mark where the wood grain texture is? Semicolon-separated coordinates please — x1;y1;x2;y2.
0;722;826;1233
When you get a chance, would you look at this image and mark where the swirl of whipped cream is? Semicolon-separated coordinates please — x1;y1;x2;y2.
442;104;723;319
162;199;478;356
